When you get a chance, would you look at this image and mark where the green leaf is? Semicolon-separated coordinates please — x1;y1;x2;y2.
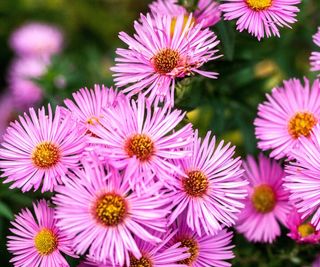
0;202;13;220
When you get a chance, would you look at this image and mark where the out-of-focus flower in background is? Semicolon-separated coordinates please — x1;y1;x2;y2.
310;27;320;76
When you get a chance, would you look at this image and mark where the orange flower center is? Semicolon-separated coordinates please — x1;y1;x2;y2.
94;193;127;227
32;142;60;169
246;0;272;10
298;223;315;238
130;255;153;267
125;134;154;161
183;170;209;197
251;184;276;213
34;228;58;255
288;112;317;139
153;48;180;74
177;237;199;265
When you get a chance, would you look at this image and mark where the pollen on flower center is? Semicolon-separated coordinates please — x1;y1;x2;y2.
153;48;180;74
177;237;199;265
86;116;100;125
130;255;153;267
246;0;272;10
298;223;315;238
94;193;127;227
125;134;155;161
34;228;58;256
183;170;209;197
32;142;60;169
251;184;276;213
288;112;317;139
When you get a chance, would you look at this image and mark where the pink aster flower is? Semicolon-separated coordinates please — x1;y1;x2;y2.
53;160;170;266
64;85;120;134
149;0;221;29
0;105;86;192
220;0;301;40
9;22;63;58
254;78;320;160
310;27;320;75
285;124;320;231
286;208;320;244
167;215;234;267
7;199;75;267
236;154;291;243
168;130;247;236
111;13;220;105
90;94;193;192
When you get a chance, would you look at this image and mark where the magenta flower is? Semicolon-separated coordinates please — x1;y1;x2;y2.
255;78;320;160
286;208;320;244
313;256;320;267
7;199;75;267
168;215;234;267
111;13;220;105
9;22;63;58
64;85;120;134
220;0;301;40
53;160;170;266
0;105;86;192
285;124;320;231
236;154;291;243
90;94;193;192
310;27;320;76
149;0;221;29
168;130;247;236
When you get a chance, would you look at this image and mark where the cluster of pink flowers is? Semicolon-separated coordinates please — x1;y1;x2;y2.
3;0;320;267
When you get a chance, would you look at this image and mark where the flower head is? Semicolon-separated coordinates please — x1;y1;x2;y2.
7;200;75;267
111;13;220;105
310;27;320;75
285;124;320;231
9;22;63;58
53;160;170;266
220;0;301;40
90;94;193;192
0;105;86;192
168;130;247;236
286;208;320;244
254;78;320;160
236;154;291;243
149;0;221;29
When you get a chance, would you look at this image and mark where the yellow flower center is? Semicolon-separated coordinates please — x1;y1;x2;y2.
251;184;276;213
153;48;180;74
170;15;196;36
288;112;317;139
298;223;315;238
94;193;127;227
246;0;272;10
86;116;100;125
34;228;58;256
130;255;153;267
177;237;199;265
183;170;209;197
32;142;60;169
125;134;155;161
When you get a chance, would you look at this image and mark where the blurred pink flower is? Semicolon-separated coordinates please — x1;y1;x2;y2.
220;0;300;40
0;94;17;141
310;27;320;75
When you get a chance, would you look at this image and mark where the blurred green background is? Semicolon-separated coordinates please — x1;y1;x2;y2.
0;0;320;266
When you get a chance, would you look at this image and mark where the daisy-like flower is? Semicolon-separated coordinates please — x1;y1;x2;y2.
220;0;301;40
285;124;320;231
0;105;86;192
64;85;120;134
149;0;221;29
7;199;75;267
236;154;291;243
53;160;170;266
90;94;193;192
9;22;63;58
310;27;320;75
254;78;320;160
111;13;220;105
167;215;234;267
286;208;320;244
168;130;247;236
